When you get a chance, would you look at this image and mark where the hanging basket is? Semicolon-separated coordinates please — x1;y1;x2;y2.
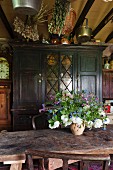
12;0;42;15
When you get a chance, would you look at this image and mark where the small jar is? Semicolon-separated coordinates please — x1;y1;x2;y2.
104;60;110;69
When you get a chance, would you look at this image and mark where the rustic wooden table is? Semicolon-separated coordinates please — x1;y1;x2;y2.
0;125;113;170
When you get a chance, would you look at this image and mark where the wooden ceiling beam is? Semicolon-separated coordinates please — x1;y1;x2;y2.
0;5;14;38
92;8;113;38
105;31;113;43
71;0;95;37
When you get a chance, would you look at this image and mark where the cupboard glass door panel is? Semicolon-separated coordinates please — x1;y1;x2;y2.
45;52;73;102
60;54;73;92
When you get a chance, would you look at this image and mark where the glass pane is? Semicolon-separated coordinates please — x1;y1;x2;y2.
60;54;72;93
45;53;73;103
45;53;59;102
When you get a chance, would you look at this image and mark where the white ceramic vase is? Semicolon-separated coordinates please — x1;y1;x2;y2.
70;123;85;135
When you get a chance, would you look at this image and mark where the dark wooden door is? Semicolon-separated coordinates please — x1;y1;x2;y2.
13;49;43;110
76;49;102;100
12;48;44;130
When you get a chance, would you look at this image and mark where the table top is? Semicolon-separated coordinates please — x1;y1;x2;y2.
0;125;113;162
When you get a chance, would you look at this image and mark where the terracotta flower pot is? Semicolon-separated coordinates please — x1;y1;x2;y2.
70;123;85;135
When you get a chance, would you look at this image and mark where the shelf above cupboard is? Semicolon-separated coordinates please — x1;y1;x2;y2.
102;69;113;72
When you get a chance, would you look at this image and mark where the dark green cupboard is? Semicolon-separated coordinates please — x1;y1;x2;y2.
11;43;103;131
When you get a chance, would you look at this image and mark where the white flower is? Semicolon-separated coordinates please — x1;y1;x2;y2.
99;110;106;117
54;121;60;128
103;118;110;124
71;116;83;126
49;121;60;129
93;119;103;128
70;116;76;123
61;115;68;123
86;121;93;129
49;124;54;129
64;121;72;127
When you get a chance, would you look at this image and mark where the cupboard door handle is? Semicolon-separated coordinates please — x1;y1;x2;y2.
78;74;80;82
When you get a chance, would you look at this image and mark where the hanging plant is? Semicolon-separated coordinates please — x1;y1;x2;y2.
48;0;70;36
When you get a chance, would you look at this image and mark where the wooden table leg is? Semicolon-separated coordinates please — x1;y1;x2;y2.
10;163;22;170
103;160;110;170
26;154;34;170
62;159;68;170
38;158;45;170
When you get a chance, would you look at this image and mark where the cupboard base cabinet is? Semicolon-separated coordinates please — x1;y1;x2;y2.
11;43;104;131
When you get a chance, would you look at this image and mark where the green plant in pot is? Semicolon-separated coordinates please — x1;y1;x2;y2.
48;0;70;36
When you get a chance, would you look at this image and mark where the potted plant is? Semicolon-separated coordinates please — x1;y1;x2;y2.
47;91;110;135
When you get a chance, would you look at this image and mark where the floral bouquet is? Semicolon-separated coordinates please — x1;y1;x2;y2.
47;91;110;129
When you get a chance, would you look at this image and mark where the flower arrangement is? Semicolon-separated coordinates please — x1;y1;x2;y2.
47;91;110;129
